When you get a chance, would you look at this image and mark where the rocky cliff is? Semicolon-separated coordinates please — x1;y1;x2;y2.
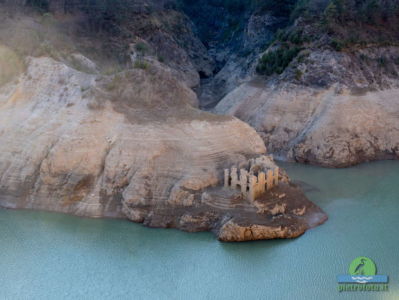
211;0;399;167
215;46;399;167
0;52;326;241
3;0;399;170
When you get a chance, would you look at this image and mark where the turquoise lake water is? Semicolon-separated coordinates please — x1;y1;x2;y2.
1;161;399;300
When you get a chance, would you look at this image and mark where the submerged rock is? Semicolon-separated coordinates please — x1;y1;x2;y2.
0;56;326;241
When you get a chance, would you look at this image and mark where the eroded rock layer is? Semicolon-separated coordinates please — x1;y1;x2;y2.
215;47;399;167
0;56;326;241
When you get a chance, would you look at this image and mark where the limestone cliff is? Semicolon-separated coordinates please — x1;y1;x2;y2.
0;55;326;241
215;46;399;167
211;1;399;167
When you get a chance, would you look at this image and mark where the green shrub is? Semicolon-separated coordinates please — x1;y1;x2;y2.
377;56;387;67
39;12;56;27
102;65;124;76
135;42;149;54
39;41;60;58
158;55;165;63
0;46;24;86
288;30;303;44
330;39;344;51
295;69;303;81
256;46;302;76
324;1;339;23
275;29;288;42
133;60;149;70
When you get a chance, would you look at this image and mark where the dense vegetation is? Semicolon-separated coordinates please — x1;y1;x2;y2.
256;46;302;75
20;0;399;36
322;0;399;50
177;0;297;46
323;0;399;24
293;0;399;43
24;0;147;30
256;0;399;75
8;0;399;77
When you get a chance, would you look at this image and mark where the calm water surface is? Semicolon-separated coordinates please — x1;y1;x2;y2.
1;161;399;300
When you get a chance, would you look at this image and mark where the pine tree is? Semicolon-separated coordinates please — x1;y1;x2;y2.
324;1;339;23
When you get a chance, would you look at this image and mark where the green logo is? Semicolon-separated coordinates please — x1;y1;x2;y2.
337;256;388;292
348;257;377;276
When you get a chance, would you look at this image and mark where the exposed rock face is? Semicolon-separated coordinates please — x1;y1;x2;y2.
215;46;399;167
133;9;214;88
0;56;326;241
3;0;399;173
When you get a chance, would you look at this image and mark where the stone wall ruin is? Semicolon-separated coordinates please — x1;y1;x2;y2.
224;156;279;202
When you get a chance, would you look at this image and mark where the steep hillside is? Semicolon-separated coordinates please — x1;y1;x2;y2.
0;0;214;87
214;0;399;167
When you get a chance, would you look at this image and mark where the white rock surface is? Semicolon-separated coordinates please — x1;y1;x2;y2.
0;56;327;241
215;47;399;167
0;56;264;216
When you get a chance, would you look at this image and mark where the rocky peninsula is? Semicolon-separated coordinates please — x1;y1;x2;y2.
0;51;327;241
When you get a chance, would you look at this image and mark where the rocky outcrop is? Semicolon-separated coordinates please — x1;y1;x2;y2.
215;46;399;167
0;55;326;241
131;9;214;88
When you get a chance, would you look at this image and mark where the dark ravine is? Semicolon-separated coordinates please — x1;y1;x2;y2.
178;0;290;109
